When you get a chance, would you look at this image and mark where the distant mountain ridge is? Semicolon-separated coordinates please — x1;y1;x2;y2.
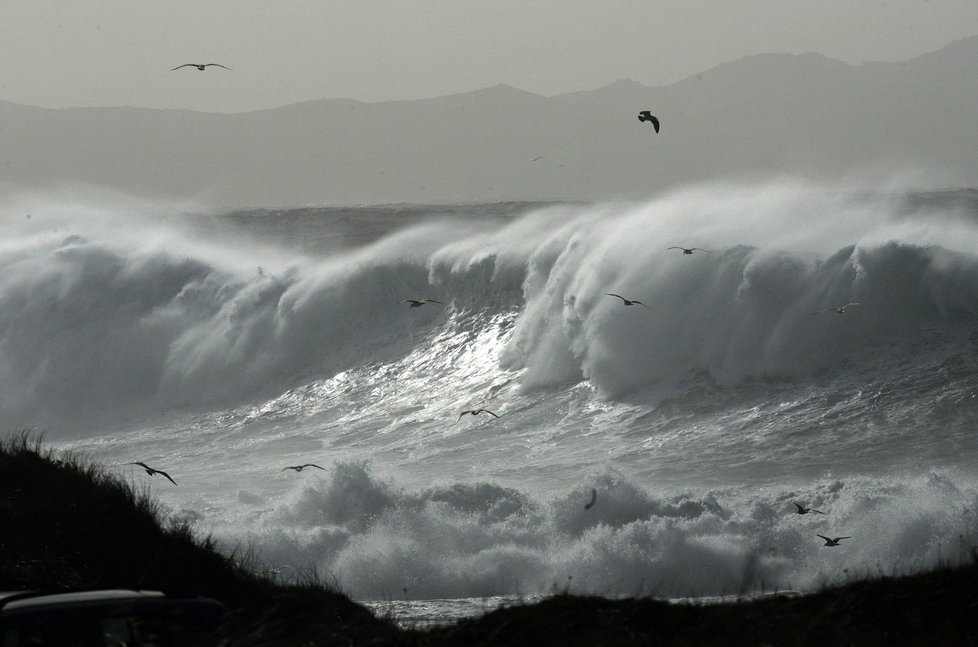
2;37;976;207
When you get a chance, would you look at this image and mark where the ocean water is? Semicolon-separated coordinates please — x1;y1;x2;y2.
3;181;978;626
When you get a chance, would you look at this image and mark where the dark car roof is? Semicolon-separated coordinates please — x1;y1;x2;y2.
0;589;169;611
0;589;239;644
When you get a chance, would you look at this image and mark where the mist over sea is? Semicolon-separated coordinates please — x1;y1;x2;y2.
3;180;977;619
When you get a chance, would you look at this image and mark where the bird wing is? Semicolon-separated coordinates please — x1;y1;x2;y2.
835;536;851;541
605;293;626;302
584;488;597;509
280;467;294;471
425;299;446;305
457;411;471;420
171;64;197;70
303;464;326;471
484;410;500;418
690;248;711;253
812;509;826;514
130;462;151;470
205;64;232;70
816;534;830;541
635;301;651;310
666;247;684;251
650;116;660;133
794;503;805;512
158;470;177;486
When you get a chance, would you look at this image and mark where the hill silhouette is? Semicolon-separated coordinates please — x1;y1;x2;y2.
1;37;976;206
0;433;402;645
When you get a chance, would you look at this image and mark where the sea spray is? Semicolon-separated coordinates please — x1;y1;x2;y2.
230;462;978;600
7;180;974;606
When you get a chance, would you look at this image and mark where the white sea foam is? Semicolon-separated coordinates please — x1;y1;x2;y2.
226;462;978;600
5;179;977;606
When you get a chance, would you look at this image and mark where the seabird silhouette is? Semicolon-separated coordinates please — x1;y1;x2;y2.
813;302;860;315
668;247;711;255
638;111;660;133
128;462;177;486
395;299;446;308
281;464;326;472
457;409;500;422
817;534;850;547
584;488;597;510
171;63;232;71
794;502;826;515
605;293;651;310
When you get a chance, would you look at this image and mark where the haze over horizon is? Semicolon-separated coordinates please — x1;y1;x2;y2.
3;34;976;207
2;4;977;206
2;1;977;113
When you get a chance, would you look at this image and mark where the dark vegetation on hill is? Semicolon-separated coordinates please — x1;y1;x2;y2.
0;433;401;646
2;433;976;646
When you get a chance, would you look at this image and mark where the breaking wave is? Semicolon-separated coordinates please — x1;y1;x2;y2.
6;180;978;602
3;183;978;436
232;462;978;600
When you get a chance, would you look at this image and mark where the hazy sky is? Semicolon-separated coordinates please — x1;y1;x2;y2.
2;1;977;113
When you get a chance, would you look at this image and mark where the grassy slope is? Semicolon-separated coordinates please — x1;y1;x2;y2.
0;434;401;646
422;564;978;646
2;434;976;646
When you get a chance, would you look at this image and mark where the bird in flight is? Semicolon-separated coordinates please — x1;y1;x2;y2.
171;63;232;71
281;464;326;473
668;247;711;255
584;488;597;510
605;293;650;310
817;534;850;547
127;462;177;486
395;299;446;308
457;409;500;422
638;111;660;133
794;502;826;515
813;302;859;315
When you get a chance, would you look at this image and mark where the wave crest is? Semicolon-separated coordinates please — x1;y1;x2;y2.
3;184;978;435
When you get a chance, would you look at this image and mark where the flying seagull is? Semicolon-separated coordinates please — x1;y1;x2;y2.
127;462;177;486
668;247;711;255
281;464;326;473
395;299;446;308
794;502;826;515
813;302;860;315
584;488;598;510
638;111;660;133
605;293;650;310
171;63;232;71
817;534;851;547
457;409;500;422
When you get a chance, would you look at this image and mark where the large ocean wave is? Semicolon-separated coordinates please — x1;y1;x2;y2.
3;182;978;437
5;180;978;602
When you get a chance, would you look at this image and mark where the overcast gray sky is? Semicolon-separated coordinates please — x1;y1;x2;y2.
2;1;977;113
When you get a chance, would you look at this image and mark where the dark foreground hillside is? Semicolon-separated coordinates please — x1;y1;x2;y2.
0;434;401;646
2;434;976;646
